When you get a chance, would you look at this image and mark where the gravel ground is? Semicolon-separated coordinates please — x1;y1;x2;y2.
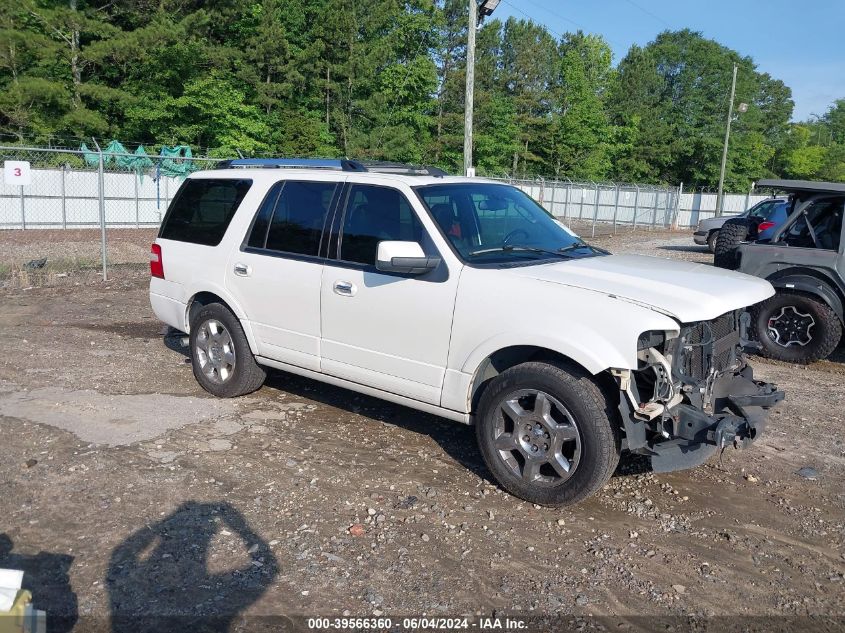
0;227;844;632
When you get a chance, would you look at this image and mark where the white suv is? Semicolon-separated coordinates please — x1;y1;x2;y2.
149;159;784;506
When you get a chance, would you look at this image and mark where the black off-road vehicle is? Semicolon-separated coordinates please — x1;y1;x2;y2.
734;180;845;363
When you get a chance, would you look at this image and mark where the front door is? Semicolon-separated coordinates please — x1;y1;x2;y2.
319;183;460;405
226;178;340;371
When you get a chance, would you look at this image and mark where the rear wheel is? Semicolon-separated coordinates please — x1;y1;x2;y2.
475;361;620;506
189;302;266;397
713;219;750;269
751;292;842;363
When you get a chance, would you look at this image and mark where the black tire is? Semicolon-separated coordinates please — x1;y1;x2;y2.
706;230;719;254
750;291;843;364
713;218;750;269
189;302;266;397
475;361;621;507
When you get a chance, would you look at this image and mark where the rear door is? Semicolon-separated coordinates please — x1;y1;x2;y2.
225;177;341;371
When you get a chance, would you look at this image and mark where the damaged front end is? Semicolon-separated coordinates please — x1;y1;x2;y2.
613;310;784;472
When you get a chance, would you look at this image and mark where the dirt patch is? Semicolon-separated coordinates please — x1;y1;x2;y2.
0;382;236;446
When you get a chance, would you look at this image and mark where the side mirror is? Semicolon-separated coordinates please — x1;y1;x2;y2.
376;241;440;275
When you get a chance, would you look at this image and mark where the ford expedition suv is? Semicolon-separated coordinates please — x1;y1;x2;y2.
149;159;784;506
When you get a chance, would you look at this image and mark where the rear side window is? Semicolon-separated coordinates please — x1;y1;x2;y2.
246;182;284;249
264;181;337;256
160;179;252;246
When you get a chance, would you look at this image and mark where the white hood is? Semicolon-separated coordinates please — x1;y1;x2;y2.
511;254;774;323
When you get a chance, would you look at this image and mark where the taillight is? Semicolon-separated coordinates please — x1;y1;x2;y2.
757;221;776;232
150;243;164;279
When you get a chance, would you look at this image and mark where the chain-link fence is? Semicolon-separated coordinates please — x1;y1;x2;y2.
0;145;222;280
492;178;679;237
0;144;773;282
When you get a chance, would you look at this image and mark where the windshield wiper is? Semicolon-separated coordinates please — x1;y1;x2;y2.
558;241;607;255
467;245;574;258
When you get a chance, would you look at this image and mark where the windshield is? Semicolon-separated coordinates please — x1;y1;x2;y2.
415;183;603;264
747;199;785;220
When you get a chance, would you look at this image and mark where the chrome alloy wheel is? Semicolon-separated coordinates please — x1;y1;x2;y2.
194;319;236;383
491;389;581;486
768;306;815;347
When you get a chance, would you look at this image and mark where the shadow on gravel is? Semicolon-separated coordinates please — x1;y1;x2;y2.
160;331;654;486
0;533;77;633
107;501;279;633
658;244;711;254
264;371;494;485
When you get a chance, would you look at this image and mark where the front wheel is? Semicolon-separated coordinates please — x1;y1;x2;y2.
475;361;620;506
707;230;719;253
189;302;266;397
751;292;843;364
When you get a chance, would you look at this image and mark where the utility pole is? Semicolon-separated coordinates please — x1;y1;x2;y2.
716;63;738;216
463;0;477;176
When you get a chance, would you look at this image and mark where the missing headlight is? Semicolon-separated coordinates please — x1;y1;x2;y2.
637;330;666;352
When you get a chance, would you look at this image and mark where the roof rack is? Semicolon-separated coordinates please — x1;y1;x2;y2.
358;161;449;177
216;157;448;177
216;158;367;171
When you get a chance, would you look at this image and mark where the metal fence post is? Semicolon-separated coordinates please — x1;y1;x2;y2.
591;183;600;238
94;138;108;281
632;186;640;230
672;182;684;229
61;164;67;229
612;184;620;235
564;180;571;222
538;177;545;205
651;188;659;230
578;185;587;222
549;179;557;217
19;185;25;230
134;172;140;229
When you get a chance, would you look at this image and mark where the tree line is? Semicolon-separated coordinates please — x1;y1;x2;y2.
1;0;843;188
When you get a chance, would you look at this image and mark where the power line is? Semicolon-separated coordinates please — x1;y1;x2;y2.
499;0;567;41
620;0;671;29
500;0;627;50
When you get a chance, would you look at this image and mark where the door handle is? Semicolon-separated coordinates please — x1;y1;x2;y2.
233;263;251;277
333;280;357;296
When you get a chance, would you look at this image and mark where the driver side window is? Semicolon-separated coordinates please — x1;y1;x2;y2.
781;197;843;251
339;184;424;265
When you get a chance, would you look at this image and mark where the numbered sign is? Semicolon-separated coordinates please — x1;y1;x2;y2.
4;160;32;186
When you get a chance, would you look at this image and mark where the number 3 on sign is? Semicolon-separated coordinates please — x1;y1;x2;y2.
4;160;32;186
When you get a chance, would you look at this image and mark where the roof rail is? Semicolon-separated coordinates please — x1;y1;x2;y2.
216;157;448;177
216;158;367;171
358;162;449;177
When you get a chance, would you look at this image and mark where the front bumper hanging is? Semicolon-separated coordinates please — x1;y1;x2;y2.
644;367;784;473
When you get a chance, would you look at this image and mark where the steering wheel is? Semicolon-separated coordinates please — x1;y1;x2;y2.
502;228;530;246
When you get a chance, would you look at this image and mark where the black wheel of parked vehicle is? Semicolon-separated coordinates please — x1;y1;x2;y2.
706;230;719;254
713;218;751;269
189;302;266;397
475;361;621;507
750;292;843;364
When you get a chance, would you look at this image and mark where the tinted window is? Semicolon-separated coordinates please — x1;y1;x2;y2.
159;179;252;246
246;182;284;248
339;185;423;265
780;197;844;250
265;181;337;256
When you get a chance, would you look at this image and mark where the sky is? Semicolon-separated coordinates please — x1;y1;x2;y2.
492;0;845;121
